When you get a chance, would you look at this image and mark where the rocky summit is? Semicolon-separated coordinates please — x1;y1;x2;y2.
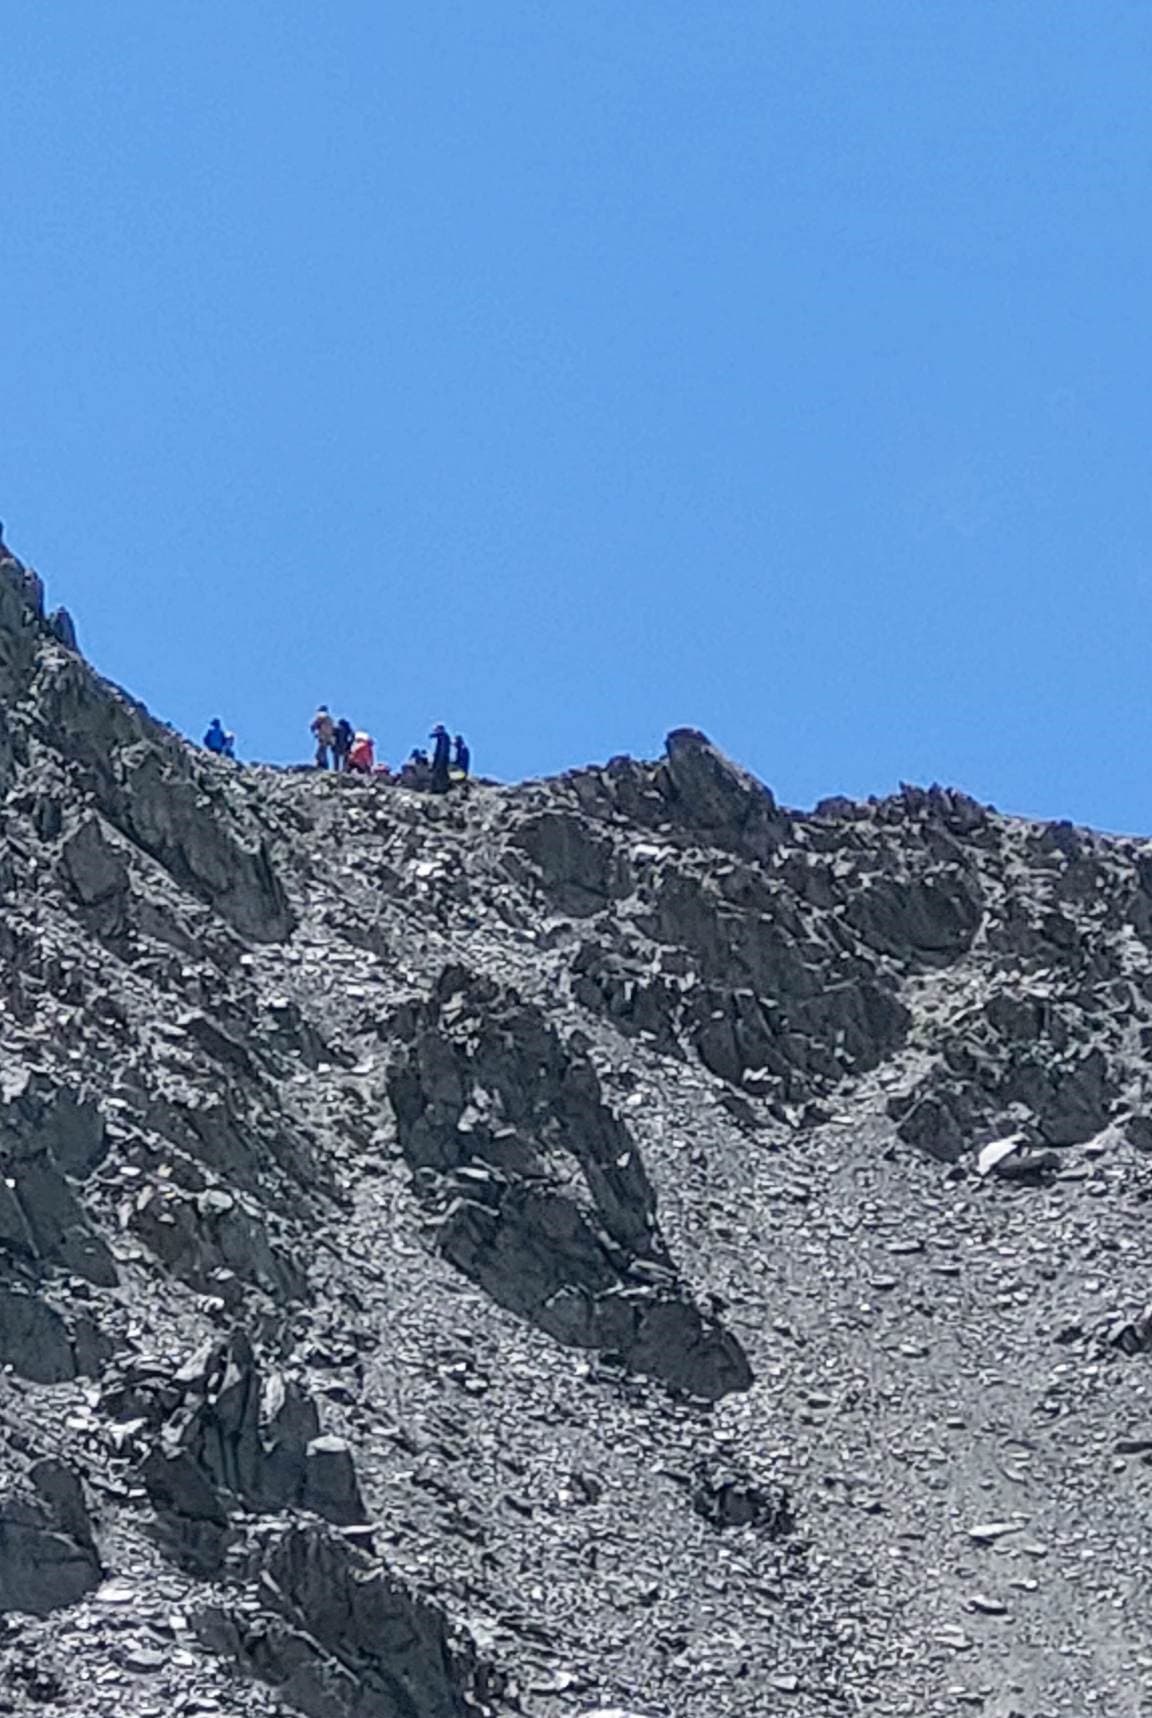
0;548;1150;1718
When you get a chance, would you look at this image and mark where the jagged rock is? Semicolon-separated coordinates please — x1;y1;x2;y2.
0;1076;107;1180
1106;1308;1152;1357
0;1289;80;1382
302;1436;364;1526
0;1456;101;1616
45;607;77;652
990;1145;1061;1182
389;967;751;1399
0;556;43;701
141;1449;232;1576
142;1448;230;1526
896;1093;967;1164
142;1335;365;1556
658;728;788;858
59;815;131;912
0;1075;118;1289
198;1523;501;1718
512;811;631;916
32;649;294;943
0;1150;117;1286
1124;1115;1152;1152
181;1010;259;1078
129;1183;305;1303
146;1089;320;1205
845;872;982;960
571;942;683;1049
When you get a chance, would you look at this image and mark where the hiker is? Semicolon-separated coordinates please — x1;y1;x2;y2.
311;705;336;769
333;717;354;772
204;718;229;756
347;731;375;774
430;724;451;793
399;749;430;788
452;734;471;779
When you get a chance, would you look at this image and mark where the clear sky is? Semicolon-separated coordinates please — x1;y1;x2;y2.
3;3;1151;828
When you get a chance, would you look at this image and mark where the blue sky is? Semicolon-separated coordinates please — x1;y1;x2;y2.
3;3;1151;828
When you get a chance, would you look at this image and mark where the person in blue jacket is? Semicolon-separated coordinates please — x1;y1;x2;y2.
204;718;235;759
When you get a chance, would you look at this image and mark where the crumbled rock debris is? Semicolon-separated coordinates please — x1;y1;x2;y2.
1;545;1152;1715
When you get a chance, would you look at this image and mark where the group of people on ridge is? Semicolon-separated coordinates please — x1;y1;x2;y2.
201;710;471;791
309;708;470;792
310;707;376;774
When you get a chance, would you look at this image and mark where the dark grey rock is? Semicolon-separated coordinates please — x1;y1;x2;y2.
202;1524;501;1718
0;1457;101;1616
45;607;77;652
389;968;751;1399
0;1289;78;1383
302;1436;365;1526
659;728;789;859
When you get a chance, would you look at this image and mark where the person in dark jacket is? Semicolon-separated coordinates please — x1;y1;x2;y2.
430;724;451;793
333;717;355;772
452;734;470;778
204;718;228;756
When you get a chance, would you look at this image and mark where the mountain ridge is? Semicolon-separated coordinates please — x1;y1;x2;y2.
1;544;1150;1718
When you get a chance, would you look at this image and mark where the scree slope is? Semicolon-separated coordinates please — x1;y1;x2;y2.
1;548;1150;1718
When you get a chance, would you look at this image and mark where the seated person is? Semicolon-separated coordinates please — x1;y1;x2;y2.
347;732;376;774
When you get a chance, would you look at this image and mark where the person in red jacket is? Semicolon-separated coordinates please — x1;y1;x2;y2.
347;732;375;774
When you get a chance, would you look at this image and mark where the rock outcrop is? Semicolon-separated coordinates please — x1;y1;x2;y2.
0;1455;101;1617
388;966;751;1399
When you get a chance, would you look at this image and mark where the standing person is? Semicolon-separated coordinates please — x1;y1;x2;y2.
430;724;451;793
333;717;354;772
311;706;336;769
452;734;470;778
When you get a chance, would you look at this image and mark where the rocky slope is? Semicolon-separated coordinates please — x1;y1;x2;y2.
1;545;1151;1718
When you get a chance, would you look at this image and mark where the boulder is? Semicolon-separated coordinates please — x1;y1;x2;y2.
302;1436;366;1526
0;1457;101;1616
512;811;631;916
845;873;982;961
659;728;788;858
59;815;131;911
0;1289;79;1382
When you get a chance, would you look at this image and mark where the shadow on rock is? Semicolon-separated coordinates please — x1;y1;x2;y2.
388;965;752;1400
